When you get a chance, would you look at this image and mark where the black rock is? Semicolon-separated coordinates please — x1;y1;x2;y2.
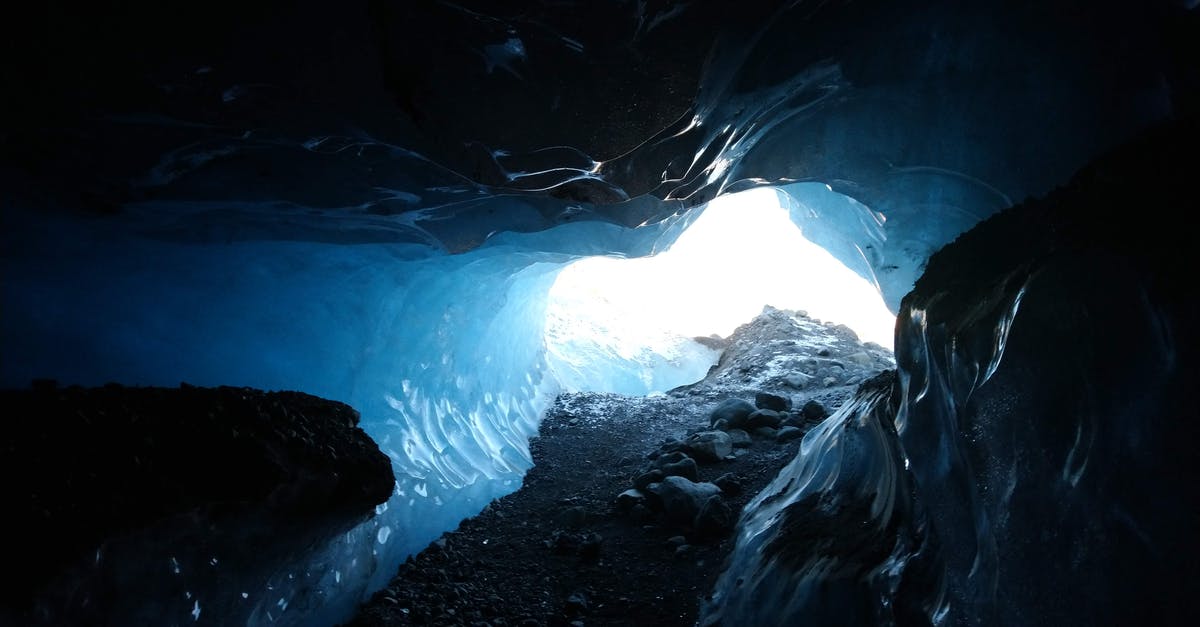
0;384;394;622
684;431;733;463
660;455;701;481
745;409;783;429
755;392;791;411
752;426;778;439
565;591;589;615
727;429;753;448
616;489;647;512
579;533;603;560
693;495;734;537
777;426;805;442
801;400;828;421
648;477;723;527
709;398;756;429
713;473;743;496
634;469;666;491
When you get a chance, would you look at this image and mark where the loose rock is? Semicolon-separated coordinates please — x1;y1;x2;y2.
648;477;722;527
776;426;804;442
708;398;755;429
684;431;733;463
754;392;791;411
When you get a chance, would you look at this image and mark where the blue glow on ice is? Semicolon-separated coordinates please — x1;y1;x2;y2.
0;183;896;625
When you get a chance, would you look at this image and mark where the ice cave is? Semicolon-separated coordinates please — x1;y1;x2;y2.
1;1;1197;625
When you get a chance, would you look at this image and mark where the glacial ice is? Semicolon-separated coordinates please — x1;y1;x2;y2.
1;177;911;624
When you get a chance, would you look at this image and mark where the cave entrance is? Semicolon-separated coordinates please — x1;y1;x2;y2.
543;187;895;395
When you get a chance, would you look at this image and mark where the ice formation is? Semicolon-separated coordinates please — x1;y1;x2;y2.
1;178;905;624
3;0;1192;623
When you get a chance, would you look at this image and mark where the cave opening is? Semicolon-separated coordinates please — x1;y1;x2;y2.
544;186;896;396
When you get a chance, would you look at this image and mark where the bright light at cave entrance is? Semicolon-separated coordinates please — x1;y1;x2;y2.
544;187;896;394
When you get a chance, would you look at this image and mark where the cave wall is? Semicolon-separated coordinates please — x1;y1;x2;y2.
704;111;1200;626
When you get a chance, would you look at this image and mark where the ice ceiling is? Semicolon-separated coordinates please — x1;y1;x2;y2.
1;0;1196;624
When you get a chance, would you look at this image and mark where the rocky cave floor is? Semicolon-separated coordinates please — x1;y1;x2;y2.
350;307;895;627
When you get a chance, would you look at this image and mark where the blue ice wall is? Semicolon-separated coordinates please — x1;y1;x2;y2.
0;195;700;625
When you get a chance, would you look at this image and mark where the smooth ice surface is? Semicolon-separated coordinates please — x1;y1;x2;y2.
0;199;673;624
545;187;896;395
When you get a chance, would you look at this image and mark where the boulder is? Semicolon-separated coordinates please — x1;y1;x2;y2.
745;409;782;429
659;455;700;482
776;426;805;442
685;431;733;463
1;384;394;621
648;477;722;526
693;494;734;537
754;392;791;411
801;400;828;421
752;426;778;439
727;429;753;448
708;398;755;429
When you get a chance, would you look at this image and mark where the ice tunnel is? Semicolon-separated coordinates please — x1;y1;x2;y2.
2;0;1197;625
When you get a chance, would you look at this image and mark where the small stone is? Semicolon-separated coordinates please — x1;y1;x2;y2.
549;531;578;555
579;533;602;559
817;348;831;357
666;535;688;546
565;591;589;615
822;376;838;387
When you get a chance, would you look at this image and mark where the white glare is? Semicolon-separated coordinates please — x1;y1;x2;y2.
545;187;894;392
